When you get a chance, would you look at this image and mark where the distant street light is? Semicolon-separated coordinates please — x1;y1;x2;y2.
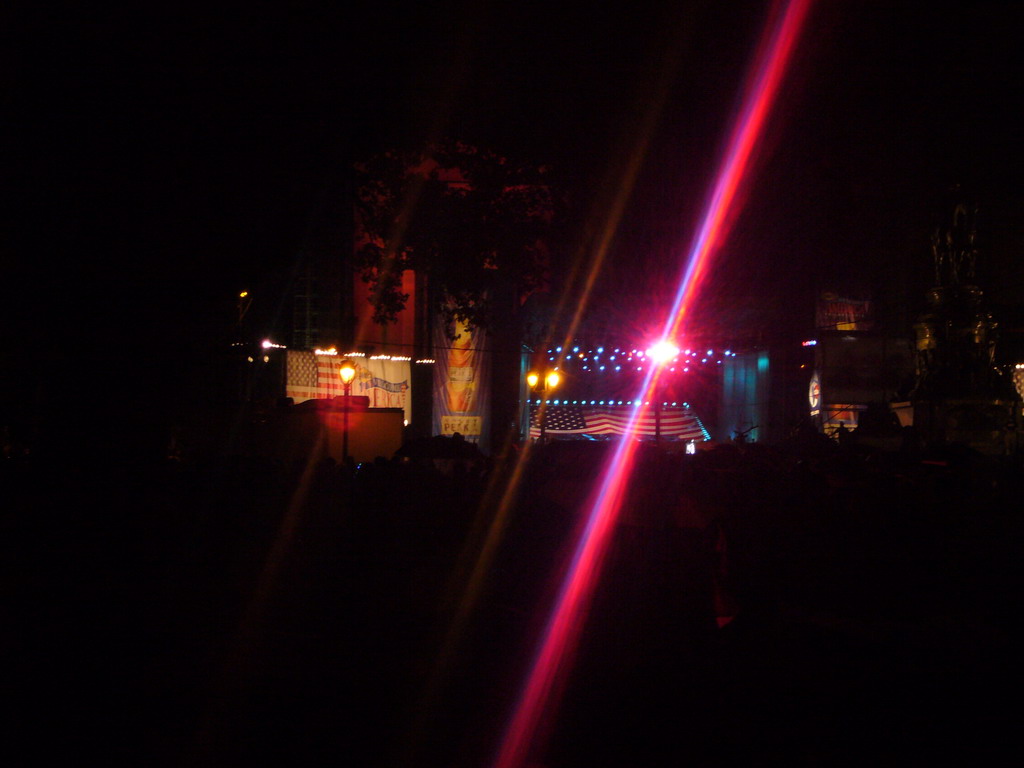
527;369;561;443
339;359;356;463
234;290;254;346
237;290;252;326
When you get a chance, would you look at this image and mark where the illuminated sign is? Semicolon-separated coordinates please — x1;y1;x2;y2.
816;292;874;331
808;372;821;412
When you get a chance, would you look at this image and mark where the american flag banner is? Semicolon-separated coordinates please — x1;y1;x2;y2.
529;404;709;441
285;350;345;401
286;351;411;423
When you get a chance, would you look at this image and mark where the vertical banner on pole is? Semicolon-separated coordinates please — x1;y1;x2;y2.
433;314;491;449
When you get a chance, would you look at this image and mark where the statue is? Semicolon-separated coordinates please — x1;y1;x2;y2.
911;186;1021;455
931;228;945;286
931;185;979;288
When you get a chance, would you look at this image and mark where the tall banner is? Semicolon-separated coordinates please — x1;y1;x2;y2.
432;315;491;446
286;350;411;424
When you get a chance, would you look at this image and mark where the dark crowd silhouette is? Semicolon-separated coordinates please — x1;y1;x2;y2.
6;412;1023;766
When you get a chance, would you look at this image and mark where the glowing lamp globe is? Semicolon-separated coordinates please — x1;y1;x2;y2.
339;361;356;386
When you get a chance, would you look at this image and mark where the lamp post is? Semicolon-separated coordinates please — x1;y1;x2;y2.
237;290;250;323
339;359;356;463
527;370;560;443
235;290;253;346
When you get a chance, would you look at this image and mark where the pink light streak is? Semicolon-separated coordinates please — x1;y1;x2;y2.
493;3;815;767
665;0;815;342
492;376;654;768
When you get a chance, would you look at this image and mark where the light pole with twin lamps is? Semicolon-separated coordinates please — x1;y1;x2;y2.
527;370;560;443
339;359;356;463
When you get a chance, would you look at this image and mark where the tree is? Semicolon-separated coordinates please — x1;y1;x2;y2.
354;139;564;449
354;139;559;332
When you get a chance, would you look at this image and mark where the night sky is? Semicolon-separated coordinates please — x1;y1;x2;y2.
8;1;1024;421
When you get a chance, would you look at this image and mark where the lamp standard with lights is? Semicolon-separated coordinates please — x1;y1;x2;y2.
339;359;356;463
237;290;250;323
527;370;560;443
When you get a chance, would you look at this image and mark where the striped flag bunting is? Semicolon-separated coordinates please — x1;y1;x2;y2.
285;350;346;401
529;404;708;440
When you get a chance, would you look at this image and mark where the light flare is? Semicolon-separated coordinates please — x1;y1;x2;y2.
493;2;815;766
646;339;681;365
665;0;814;342
493;371;658;768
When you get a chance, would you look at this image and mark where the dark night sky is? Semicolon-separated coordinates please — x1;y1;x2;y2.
7;1;1024;417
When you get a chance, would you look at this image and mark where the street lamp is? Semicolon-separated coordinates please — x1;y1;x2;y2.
527;370;560;443
339;359;356;463
237;290;252;324
235;290;253;344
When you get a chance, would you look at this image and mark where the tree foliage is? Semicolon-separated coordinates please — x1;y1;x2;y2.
354;139;560;333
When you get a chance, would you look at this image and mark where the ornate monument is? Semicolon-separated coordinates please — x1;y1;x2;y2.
911;187;1020;453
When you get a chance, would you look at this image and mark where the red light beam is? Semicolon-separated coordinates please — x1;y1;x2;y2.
493;3;815;766
665;0;815;342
